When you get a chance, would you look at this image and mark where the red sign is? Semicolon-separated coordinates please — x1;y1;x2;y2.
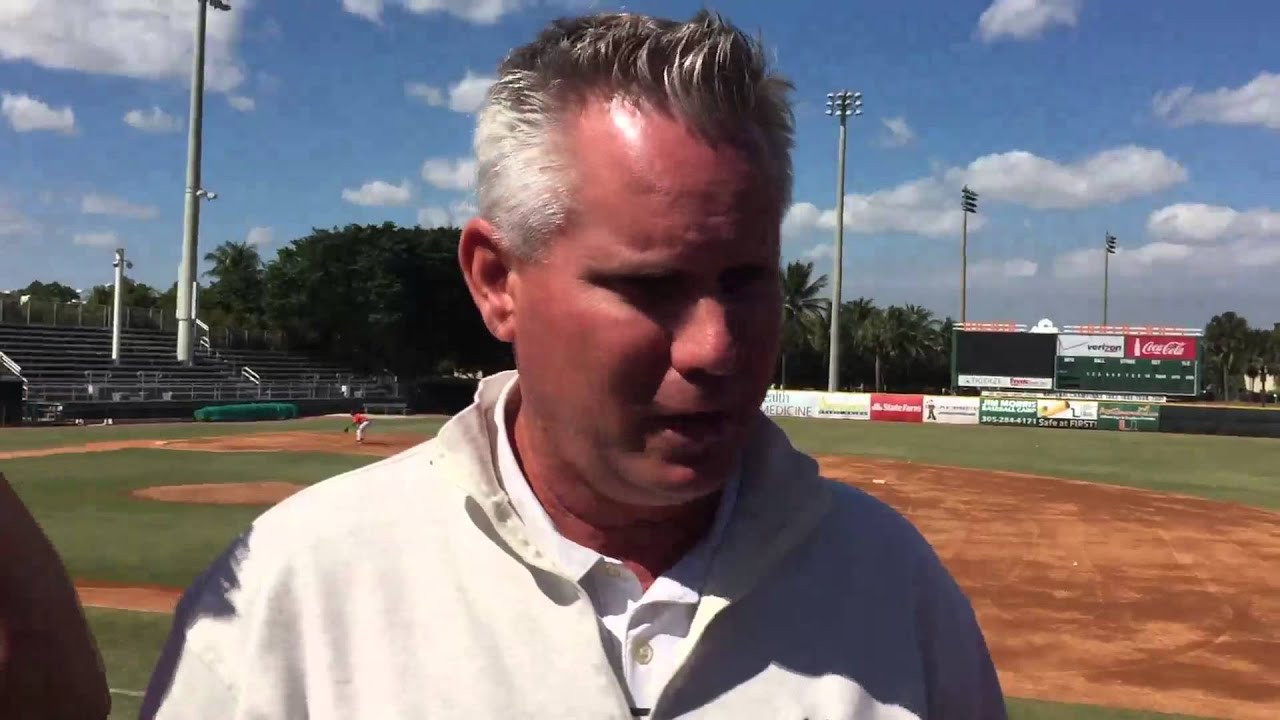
1127;335;1197;361
870;394;924;423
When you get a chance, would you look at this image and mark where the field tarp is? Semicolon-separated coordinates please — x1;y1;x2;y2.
194;402;300;422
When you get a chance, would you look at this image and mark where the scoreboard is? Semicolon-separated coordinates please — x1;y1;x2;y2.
1054;356;1198;396
953;324;1202;397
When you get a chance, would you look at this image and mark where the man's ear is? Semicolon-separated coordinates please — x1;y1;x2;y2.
458;218;518;343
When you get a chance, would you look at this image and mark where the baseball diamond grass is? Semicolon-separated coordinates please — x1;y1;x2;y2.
0;414;449;454
5;416;1272;720
5;449;371;587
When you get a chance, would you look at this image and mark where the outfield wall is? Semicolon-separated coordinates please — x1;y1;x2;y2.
761;390;1280;439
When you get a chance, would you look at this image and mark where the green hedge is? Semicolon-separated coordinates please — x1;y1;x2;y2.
193;402;300;422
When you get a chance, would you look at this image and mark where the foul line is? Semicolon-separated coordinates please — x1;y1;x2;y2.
111;688;145;698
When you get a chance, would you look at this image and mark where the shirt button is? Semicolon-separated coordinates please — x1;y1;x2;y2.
634;643;654;665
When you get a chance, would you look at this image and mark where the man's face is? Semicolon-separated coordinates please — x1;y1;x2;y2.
508;100;783;507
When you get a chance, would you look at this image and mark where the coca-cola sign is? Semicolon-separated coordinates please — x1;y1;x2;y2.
1127;335;1197;361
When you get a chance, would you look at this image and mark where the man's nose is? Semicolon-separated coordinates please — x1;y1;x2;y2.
670;297;737;378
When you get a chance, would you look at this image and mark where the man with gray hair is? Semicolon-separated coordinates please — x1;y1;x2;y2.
142;11;1005;719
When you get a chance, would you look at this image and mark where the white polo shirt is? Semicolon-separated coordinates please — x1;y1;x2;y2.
493;376;738;713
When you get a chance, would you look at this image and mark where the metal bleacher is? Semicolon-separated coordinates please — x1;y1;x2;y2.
0;299;398;407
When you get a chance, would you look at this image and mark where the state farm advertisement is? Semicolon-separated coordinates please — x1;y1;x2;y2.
1127;335;1197;361
870;394;924;423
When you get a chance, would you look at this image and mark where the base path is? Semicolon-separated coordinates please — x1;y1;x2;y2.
64;430;1279;719
820;455;1280;720
77;581;182;614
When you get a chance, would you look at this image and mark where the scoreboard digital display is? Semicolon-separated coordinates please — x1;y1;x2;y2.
1054;356;1199;396
953;328;1202;397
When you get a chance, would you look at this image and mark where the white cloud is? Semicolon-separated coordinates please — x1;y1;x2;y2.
954;145;1187;209
73;232;120;248
783;203;824;242
341;179;413;207
123;106;181;133
417;200;476;228
879;116;915;147
0;1;247;93
406;70;495;113
0;202;35;237
971;258;1039;282
345;0;526;24
81;193;157;220
421;157;477;190
1053;201;1280;281
784;145;1184;243
977;0;1083;42
784;176;985;240
1154;72;1280;131
342;0;385;22
1147;203;1280;245
1;92;76;134
228;95;256;112
405;82;445;106
245;226;274;246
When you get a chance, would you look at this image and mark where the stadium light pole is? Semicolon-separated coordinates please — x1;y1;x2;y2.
111;248;133;366
960;186;978;324
176;0;230;365
825;90;862;392
1104;232;1117;326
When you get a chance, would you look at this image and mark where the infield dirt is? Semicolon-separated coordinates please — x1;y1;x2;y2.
63;429;1278;719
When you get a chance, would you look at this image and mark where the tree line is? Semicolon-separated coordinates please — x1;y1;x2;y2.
3;225;1277;401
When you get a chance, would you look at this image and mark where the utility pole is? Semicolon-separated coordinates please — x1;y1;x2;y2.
176;0;230;364
960;186;978;323
1104;232;1117;325
111;248;133;365
825;90;862;392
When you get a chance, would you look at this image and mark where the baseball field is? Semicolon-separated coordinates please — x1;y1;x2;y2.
2;415;1276;719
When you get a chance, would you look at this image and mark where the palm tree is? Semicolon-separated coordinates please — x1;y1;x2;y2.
1245;327;1280;405
858;305;917;392
838;297;877;389
779;261;829;389
203;241;266;325
1204;311;1250;401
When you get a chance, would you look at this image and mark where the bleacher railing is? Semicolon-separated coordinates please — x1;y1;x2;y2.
0;297;285;350
25;377;392;403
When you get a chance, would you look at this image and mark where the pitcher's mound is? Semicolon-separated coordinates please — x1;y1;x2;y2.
132;481;306;505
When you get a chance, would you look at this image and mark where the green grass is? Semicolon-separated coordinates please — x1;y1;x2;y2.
0;415;447;453
1006;698;1208;719
6;449;376;587
87;608;172;719
776;418;1280;510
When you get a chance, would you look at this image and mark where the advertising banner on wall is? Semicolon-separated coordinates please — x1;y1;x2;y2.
870;394;924;423
760;390;821;418
958;374;1054;390
1097;402;1161;432
921;396;980;424
1057;334;1125;358
978;397;1039;426
1035;399;1099;429
815;392;871;421
1126;335;1198;361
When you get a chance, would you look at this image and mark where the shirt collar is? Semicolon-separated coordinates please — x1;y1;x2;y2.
492;373;739;594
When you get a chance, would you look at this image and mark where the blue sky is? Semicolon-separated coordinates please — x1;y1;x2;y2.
2;0;1277;328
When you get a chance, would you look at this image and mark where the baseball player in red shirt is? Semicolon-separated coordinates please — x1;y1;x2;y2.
344;410;372;444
